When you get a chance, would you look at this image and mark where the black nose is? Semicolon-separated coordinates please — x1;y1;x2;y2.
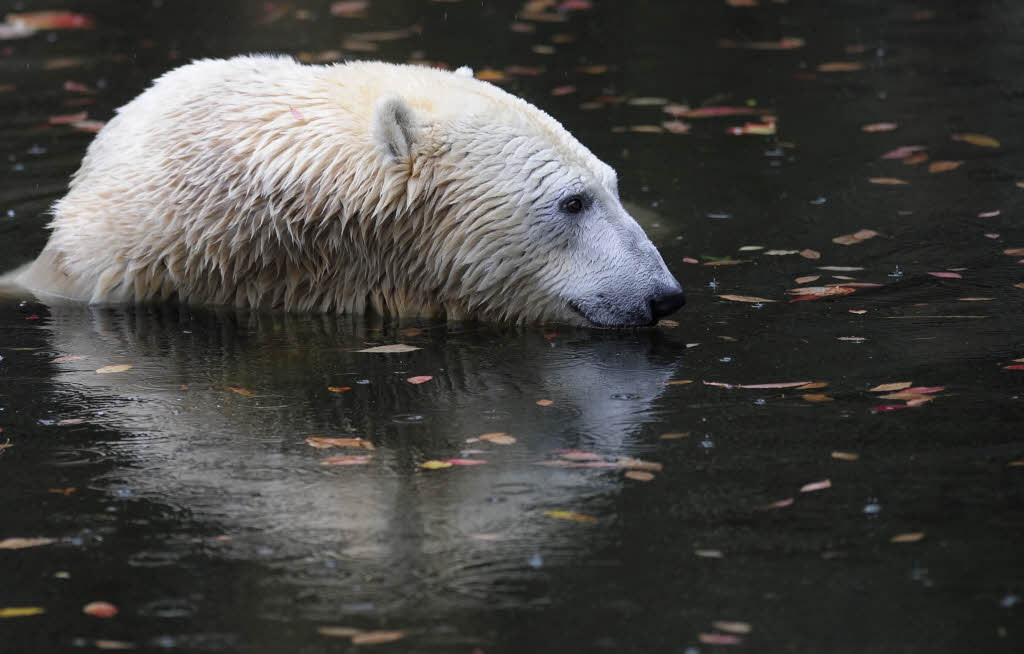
650;289;686;320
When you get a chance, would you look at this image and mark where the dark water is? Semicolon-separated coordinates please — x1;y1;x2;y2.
1;1;1023;652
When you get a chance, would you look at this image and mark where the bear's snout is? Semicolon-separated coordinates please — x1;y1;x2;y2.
649;284;686;321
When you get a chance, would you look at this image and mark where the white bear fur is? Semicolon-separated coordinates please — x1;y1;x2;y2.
7;56;681;325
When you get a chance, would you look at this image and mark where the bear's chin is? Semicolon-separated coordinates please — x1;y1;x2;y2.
566;301;654;329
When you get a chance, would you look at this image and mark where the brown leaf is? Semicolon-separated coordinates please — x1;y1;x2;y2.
802;393;833;402
869;382;912;392
861;122;898;133
799;249;821;260
659;432;690;440
544;510;597;524
891;532;925;543
665;379;693;385
817;61;864;72
831;451;859;461
868;177;909;185
227;386;253;397
795;275;820;284
717;294;775;303
951;133;1000;148
327;386;351;393
928;160;964;173
796;382;828;390
351;631;406;645
306;437;375;450
0;537;57;550
787;286;856;297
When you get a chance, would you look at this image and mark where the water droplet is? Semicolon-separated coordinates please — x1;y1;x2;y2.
527;552;544;569
863;502;882;515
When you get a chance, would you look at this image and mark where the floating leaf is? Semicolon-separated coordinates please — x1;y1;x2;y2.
446;459;487;466
96;364;132;374
817;61;864;72
665;106;759;119
799;249;821;260
727;121;776;136
661;120;692;134
6;11;95;30
695;549;724;558
480;432;516;445
797;382;828;390
665;379;693;385
327;386;351;393
227;386;254;397
881;145;926;160
657;319;679;327
83;601;118;619
761;497;794;510
544;510;597;524
869;382;912;392
699;633;743;645
94;640;135;650
870;404;910;412
0;607;45;618
351;631;406;646
903;152;928;165
788;286;856;297
717;294;775;303
803;393;833;402
321;455;374;466
833;229;878;245
536;399;554;406
868;177;909;185
928;160;963;173
928;272;962;279
713;621;752;635
951;133;1000;148
831;451;859;461
625;470;655;481
891;532;925;543
1003;248;1024;256
659;432;690;440
406;375;433;384
0;537;56;550
819;266;865;271
306;437;374;450
800;479;832;492
420;460;453;469
795;275;820;284
764;249;798;256
356;344;420;353
861;122;898;132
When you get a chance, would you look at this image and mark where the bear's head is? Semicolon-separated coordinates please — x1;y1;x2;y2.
367;70;684;327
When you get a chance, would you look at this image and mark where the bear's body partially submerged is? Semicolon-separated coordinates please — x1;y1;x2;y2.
8;56;684;326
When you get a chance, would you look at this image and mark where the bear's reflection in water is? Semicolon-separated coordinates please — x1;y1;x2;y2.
42;303;687;608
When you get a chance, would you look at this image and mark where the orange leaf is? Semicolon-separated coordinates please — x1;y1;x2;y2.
83;602;118;618
227;386;253;397
868;177;909;185
536;399;554;406
928;160;963;173
718;294;775;303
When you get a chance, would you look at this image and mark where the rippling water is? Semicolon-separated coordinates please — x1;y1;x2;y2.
1;1;1022;652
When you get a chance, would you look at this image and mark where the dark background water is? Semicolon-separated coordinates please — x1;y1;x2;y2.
1;0;1023;652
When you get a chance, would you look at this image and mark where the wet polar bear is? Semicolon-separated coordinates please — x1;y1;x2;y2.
8;55;685;326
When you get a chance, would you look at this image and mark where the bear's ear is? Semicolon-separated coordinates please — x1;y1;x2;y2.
372;94;417;160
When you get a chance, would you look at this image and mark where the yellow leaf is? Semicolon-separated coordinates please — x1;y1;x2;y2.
0;607;45;618
351;631;406;645
544;510;597;524
659;432;690;440
891;532;925;543
951;133;1000;148
419;460;452;469
318;626;363;638
0;537;56;550
625;470;654;481
479;432;516;445
327;386;351;393
802;393;833;402
717;294;775;303
95;364;132;374
869;382;912;392
928;160;963;173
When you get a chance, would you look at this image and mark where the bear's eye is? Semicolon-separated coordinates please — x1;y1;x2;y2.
562;196;584;214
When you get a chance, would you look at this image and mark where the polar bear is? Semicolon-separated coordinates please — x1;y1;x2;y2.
5;56;685;326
